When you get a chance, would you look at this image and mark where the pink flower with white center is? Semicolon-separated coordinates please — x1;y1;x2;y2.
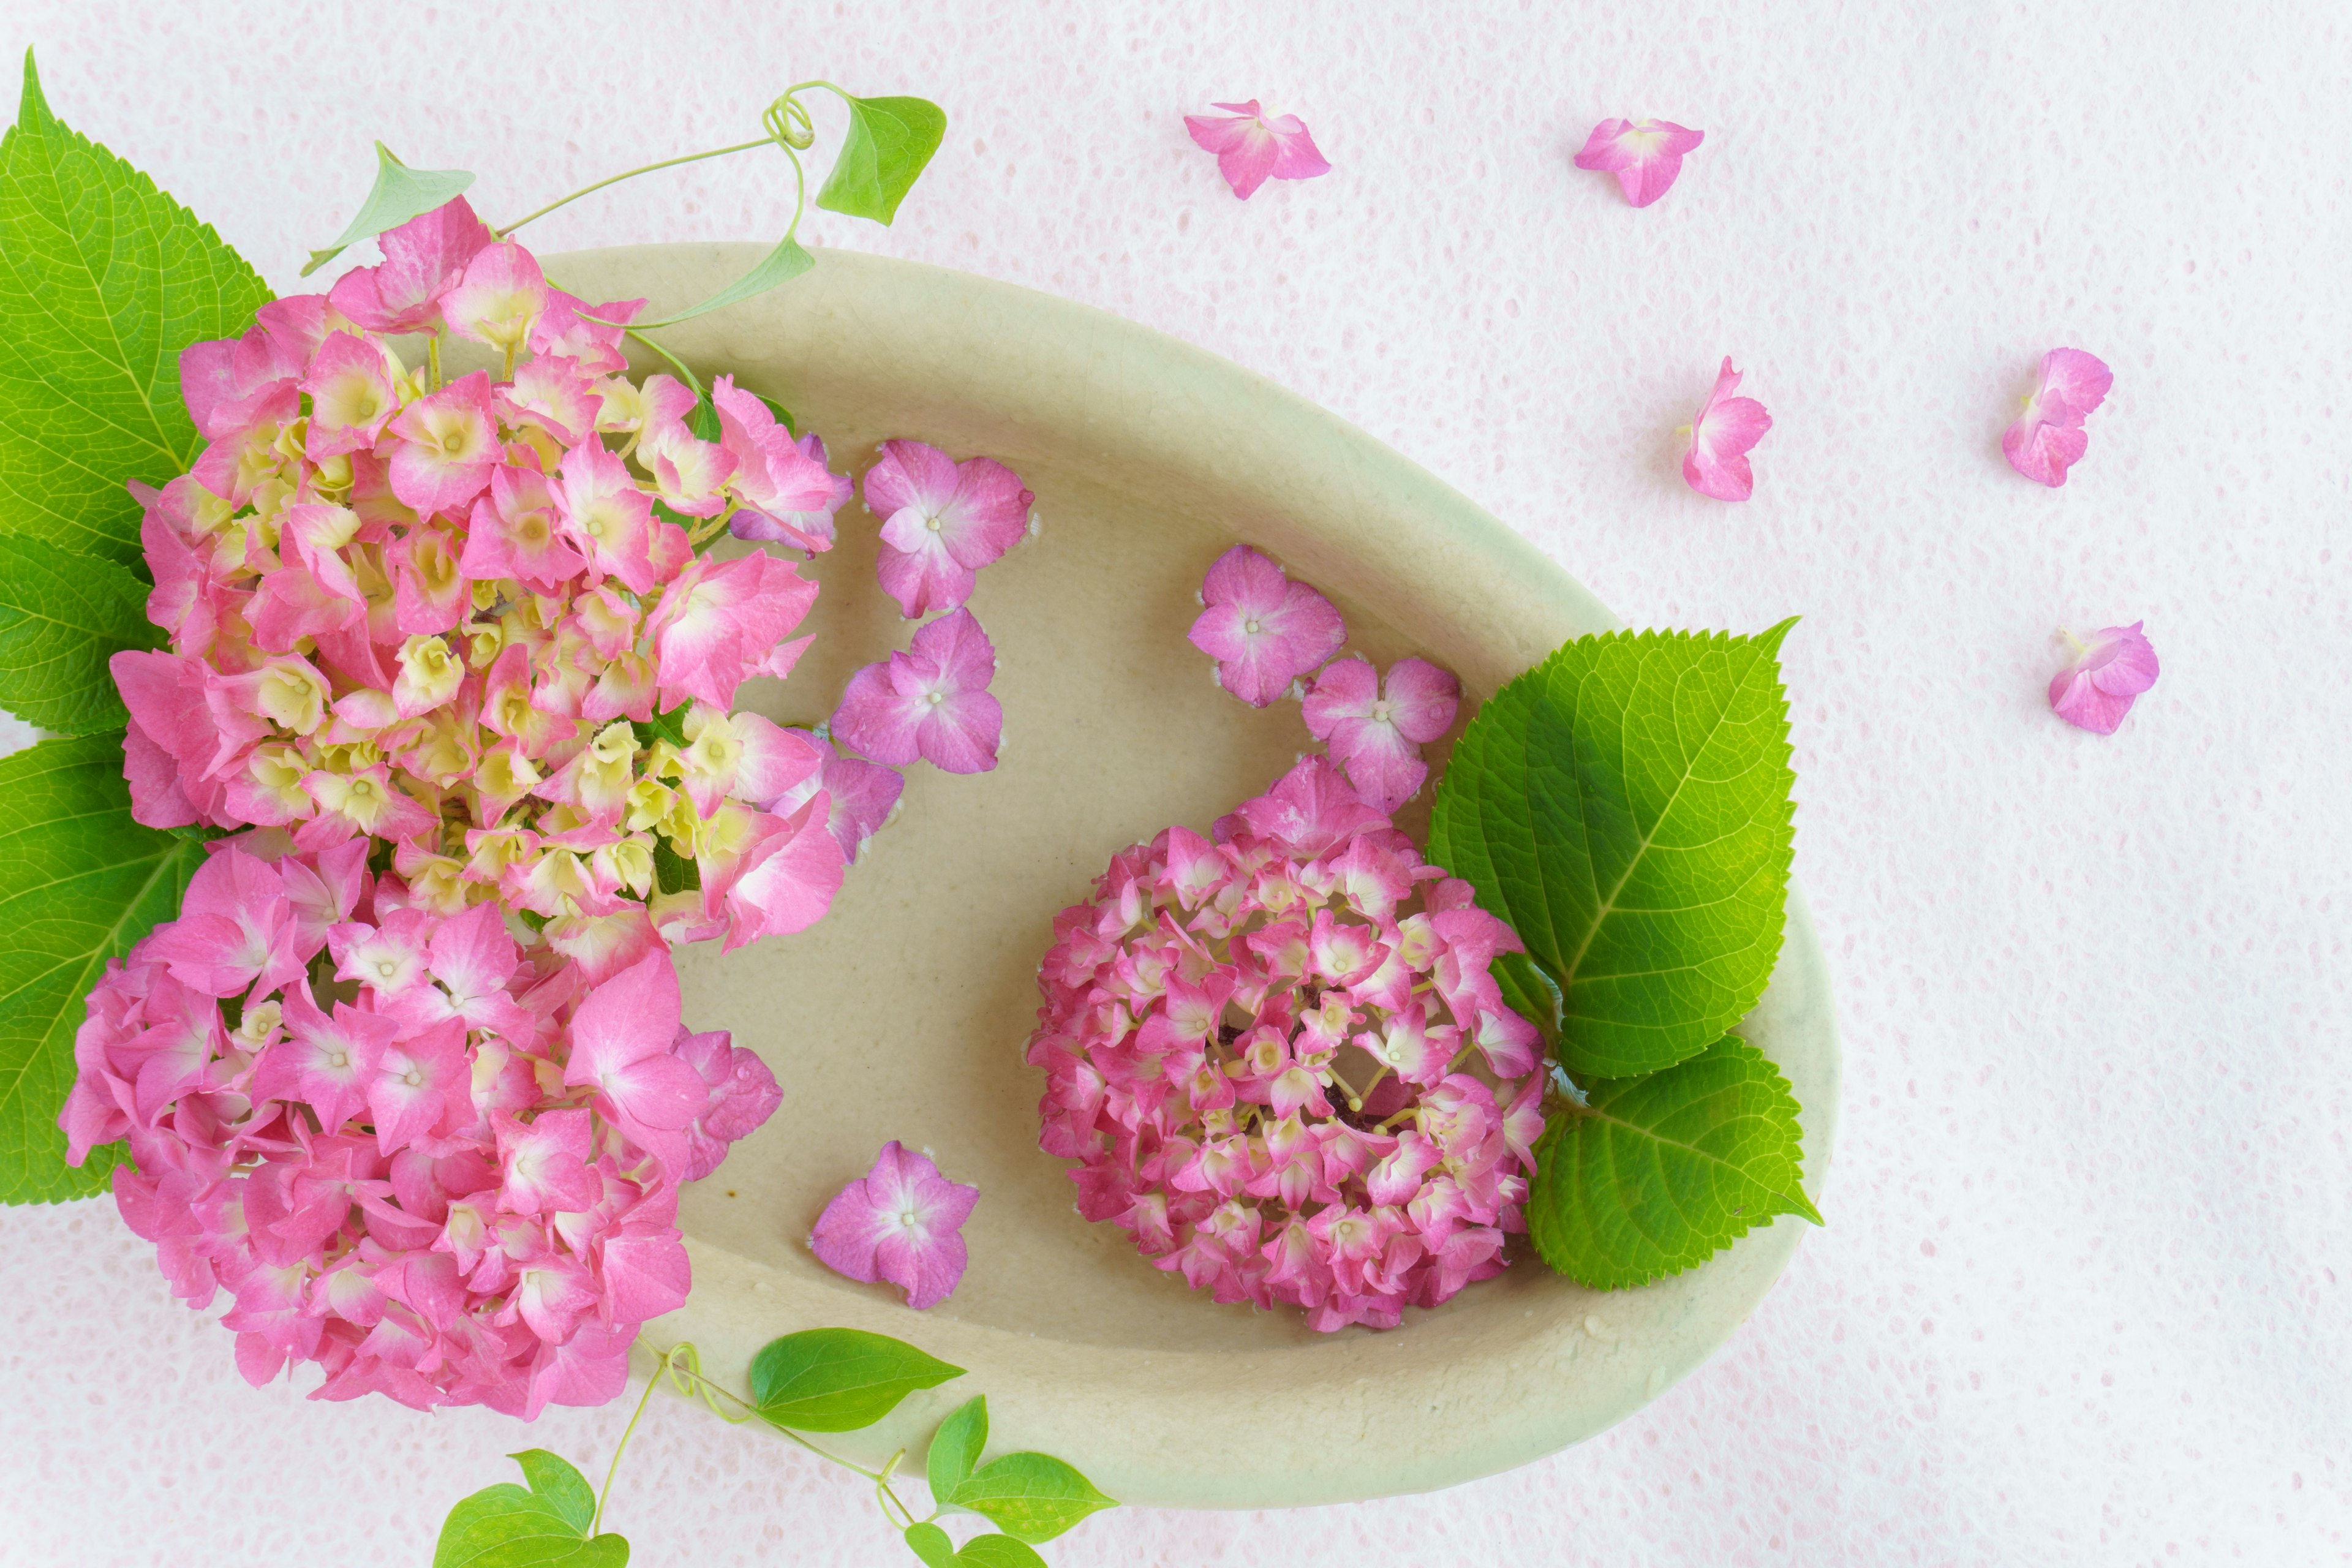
1681;357;1773;502
388;527;467;636
300;332;401;459
367;1019;467;1155
1028;755;1544;1331
494;354;602;444
442;241;547;355
1184;100;1332;200
462;464;587;593
552;440;663;593
410;901;533;1038
1303;655;1462;813
809;1140;980;1310
718;795;848;952
384;371;499;518
254;986;397;1132
711;377;851;551
143;848;304;998
499;1228;600;1344
492;1109;601;1217
863;439;1034;618
326;196;494;334
2049;622;2159;735
829;607;1003;774
1572;118;1705;208
563;951;707;1153
528;291;644;375
328;908;433;999
178;315;304;442
2003;349;2113;487
1187;545;1347;707
645;551;819;711
641;418;737;518
769;739;907;862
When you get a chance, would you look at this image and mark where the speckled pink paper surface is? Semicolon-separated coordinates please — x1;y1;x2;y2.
0;2;2345;1563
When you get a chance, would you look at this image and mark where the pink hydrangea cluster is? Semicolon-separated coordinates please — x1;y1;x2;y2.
60;840;777;1414
1027;756;1547;1331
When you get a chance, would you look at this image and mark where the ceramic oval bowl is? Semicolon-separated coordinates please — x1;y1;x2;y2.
545;243;1839;1510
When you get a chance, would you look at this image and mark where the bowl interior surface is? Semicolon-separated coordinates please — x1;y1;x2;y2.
546;243;1839;1510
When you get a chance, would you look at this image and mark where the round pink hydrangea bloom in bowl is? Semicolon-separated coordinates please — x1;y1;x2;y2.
1027;756;1547;1332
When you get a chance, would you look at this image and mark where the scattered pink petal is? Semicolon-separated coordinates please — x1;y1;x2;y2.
829;608;1003;774
1682;358;1772;502
809;1140;979;1310
2048;622;2158;734
1303;655;1461;813
864;439;1033;618
1572;118;1705;208
1184;100;1332;200
1187;545;1346;706
2003;349;2113;487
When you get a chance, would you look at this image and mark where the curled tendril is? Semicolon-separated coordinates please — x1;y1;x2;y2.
765;94;816;151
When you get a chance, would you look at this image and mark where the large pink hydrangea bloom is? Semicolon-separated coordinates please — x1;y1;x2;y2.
1027;756;1546;1332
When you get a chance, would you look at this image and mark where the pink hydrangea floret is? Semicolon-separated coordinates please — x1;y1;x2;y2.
810;1140;980;1310
1303;656;1462;813
862;439;1034;619
2003;349;2113;488
2049;622;2159;734
829;607;1003;775
1027;756;1547;1332
1683;358;1772;502
1187;545;1347;707
1183;100;1332;200
1572;118;1705;208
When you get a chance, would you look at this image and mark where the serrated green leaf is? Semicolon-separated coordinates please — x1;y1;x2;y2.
1528;1035;1822;1289
301;140;475;277
0;533;157;733
0;731;203;1204
747;1328;964;1433
949;1450;1117;1545
1428;622;1799;1078
926;1395;987;1506
952;1536;1048;1568
625;233;814;330
432;1449;628;1568
0;51;273;571
903;1523;957;1568
815;94;946;225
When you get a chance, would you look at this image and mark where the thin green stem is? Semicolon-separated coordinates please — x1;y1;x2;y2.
497;137;775;238
592;1354;671;1535
624;328;703;400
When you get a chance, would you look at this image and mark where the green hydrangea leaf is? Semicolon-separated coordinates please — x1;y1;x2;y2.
1428;622;1798;1078
948;1449;1117;1545
815;94;946;225
747;1327;964;1433
0;50;272;571
0;730;203;1204
301;140;475;277
1491;949;1562;1046
925;1395;988;1506
432;1449;628;1568
1528;1035;1822;1288
0;533;159;733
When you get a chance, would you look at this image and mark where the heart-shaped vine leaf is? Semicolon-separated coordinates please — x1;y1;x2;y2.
951;1536;1048;1568
815;94;946;225
923;1394;1115;1544
903;1523;959;1567
301;138;475;277
0;731;205;1204
624;233;814;330
1528;1035;1822;1287
1428;622;1798;1078
432;1449;629;1567
748;1327;965;1433
0;534;160;734
0;50;273;571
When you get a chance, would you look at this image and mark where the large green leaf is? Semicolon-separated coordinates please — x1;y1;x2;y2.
0;533;158;733
432;1449;629;1568
1428;622;1798;1077
924;1394;1115;1545
0;50;271;570
1527;1035;1822;1288
747;1327;964;1433
814;94;946;225
0;730;203;1204
301;140;474;277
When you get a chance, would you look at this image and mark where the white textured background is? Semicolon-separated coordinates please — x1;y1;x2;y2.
1;1;2346;1564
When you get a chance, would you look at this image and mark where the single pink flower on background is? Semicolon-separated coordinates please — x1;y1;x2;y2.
1303;655;1462;813
2049;622;2158;734
2003;349;2113;488
810;1140;979;1310
1572;118;1705;207
862;439;1033;618
829;608;1002;774
1188;545;1347;707
1682;358;1773;502
1184;100;1332;200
